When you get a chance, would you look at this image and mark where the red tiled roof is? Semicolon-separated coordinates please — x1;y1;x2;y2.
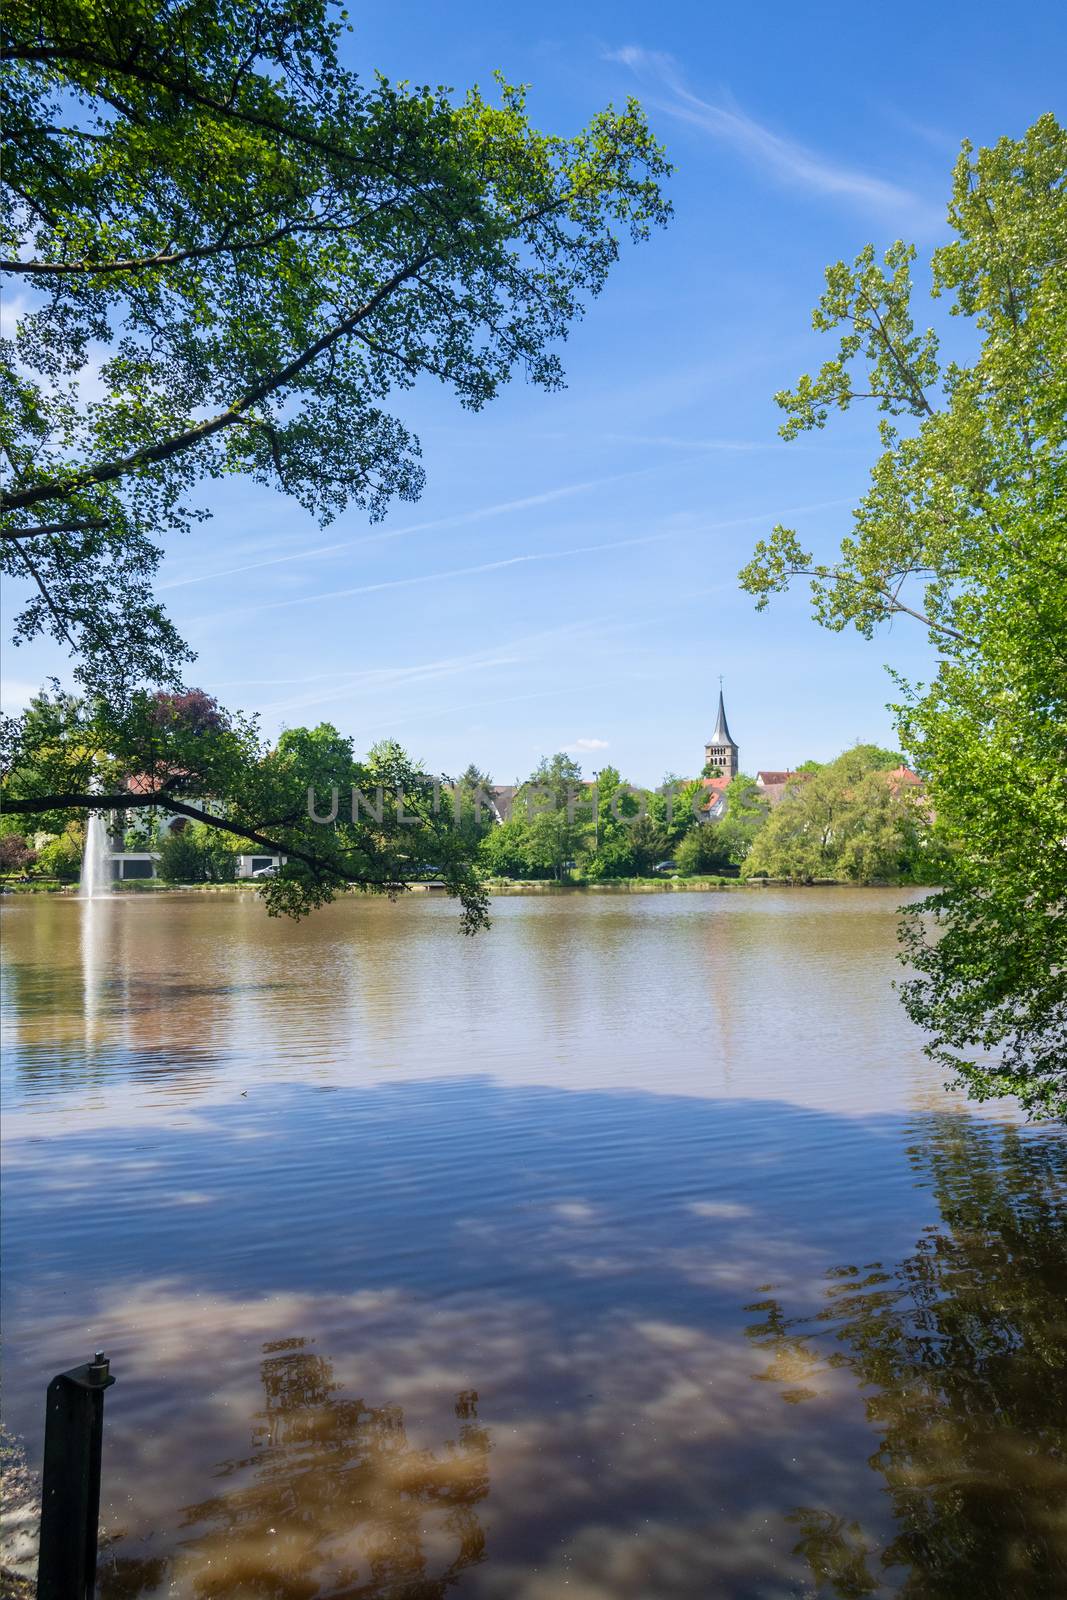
125;770;190;795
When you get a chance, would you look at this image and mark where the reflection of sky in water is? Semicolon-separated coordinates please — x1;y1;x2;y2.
1;894;1064;1597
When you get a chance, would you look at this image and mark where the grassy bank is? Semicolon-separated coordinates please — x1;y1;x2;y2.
1;876;922;901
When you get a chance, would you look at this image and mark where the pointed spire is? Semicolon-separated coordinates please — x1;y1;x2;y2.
710;687;734;748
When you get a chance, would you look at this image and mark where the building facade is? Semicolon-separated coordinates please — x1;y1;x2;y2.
704;689;739;781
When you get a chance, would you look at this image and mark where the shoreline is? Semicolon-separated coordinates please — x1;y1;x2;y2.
1;876;927;899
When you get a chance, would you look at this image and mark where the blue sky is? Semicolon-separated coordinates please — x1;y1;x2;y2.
3;1;1064;783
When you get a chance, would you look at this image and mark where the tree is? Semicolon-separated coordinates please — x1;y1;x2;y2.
739;116;1066;1117
513;753;586;880
1;695;491;927
581;765;636;878
675;823;731;876
157;820;238;882
742;747;933;884
33;824;83;879
150;689;228;737
628;814;670;875
451;764;497;848
479;817;532;879
107;1339;490;1594
0;832;36;872
157;825;209;884
717;772;770;864
1;0;671;699
746;1116;1067;1595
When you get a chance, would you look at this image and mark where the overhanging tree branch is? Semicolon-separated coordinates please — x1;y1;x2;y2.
1;40;418;182
1;517;108;540
0;252;434;515
4;789;406;889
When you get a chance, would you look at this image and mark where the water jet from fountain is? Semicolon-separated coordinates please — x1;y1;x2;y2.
79;786;113;899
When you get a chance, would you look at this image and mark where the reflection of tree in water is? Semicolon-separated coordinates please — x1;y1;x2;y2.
106;1339;490;1598
746;1116;1067;1598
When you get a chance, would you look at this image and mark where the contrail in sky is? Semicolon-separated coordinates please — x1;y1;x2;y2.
159;465;669;591
189;534;669;626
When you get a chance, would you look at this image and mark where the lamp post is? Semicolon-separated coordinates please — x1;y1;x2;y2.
592;770;600;851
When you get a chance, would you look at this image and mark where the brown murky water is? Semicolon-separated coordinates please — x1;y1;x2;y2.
2;889;1065;1598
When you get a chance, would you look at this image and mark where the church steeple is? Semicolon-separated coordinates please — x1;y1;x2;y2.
705;681;739;779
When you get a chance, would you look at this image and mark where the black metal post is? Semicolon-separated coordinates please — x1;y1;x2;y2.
36;1352;116;1600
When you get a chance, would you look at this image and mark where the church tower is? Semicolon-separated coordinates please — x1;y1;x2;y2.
704;685;738;780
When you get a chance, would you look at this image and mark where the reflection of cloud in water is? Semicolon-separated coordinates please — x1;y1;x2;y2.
10;1111;1053;1598
80;1281;860;1599
4;899;1064;1595
103;1334;489;1598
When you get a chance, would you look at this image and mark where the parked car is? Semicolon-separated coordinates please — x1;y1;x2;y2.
652;860;677;874
252;864;279;878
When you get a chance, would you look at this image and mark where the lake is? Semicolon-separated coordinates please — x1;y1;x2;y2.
1;889;1065;1598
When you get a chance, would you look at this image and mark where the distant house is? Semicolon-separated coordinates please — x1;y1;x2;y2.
694;776;731;820
105;777;286;880
486;784;519;823
886;764;923;794
755;770;804;808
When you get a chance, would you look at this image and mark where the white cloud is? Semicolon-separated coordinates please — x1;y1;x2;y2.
566;737;610;753
607;46;938;225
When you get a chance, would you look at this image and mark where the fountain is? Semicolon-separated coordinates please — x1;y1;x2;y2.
79;806;113;899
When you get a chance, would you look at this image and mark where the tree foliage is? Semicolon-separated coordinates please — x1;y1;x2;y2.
1;0;670;699
0;831;36;872
674;822;731;876
739;116;1067;1117
743;748;937;885
747;1115;1067;1594
157;821;238;883
0;689;490;926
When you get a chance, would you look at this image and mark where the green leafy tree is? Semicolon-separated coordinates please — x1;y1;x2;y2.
675;823;732;876
451;764;497;848
33;824;84;879
648;775;707;850
628;814;670;875
1;0;670;698
157;826;209;884
717;772;770;864
478;817;531;879
1;697;490;927
157;820;238;882
581;765;636;879
743;747;933;884
739;116;1066;1116
516;753;587;880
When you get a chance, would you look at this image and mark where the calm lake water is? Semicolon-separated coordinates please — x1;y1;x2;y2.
2;889;1065;1599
